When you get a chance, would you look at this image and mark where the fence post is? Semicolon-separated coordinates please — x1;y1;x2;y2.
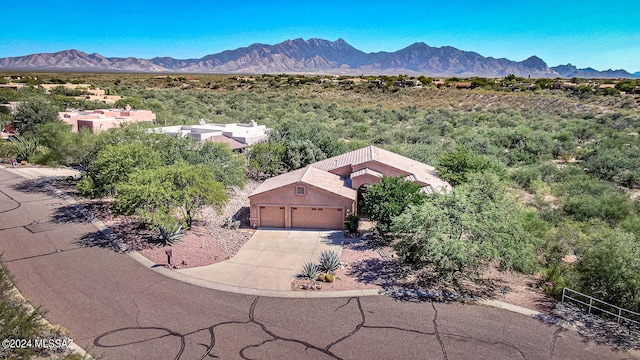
588;298;593;314
618;308;622;324
562;288;566;303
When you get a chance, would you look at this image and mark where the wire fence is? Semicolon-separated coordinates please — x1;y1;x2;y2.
561;288;640;326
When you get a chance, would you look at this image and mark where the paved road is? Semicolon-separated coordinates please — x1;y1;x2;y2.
0;169;635;360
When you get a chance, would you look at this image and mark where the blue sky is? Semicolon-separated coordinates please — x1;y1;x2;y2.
2;1;639;72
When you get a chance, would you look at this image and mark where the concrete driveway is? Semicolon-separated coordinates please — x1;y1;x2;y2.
177;229;347;292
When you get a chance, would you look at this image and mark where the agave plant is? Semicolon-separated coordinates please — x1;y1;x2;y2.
318;250;340;274
300;262;320;279
155;223;185;245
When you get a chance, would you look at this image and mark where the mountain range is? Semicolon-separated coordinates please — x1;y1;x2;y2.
0;38;636;78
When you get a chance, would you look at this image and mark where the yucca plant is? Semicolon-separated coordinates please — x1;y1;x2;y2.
300;262;320;279
155;223;185;245
318;250;340;274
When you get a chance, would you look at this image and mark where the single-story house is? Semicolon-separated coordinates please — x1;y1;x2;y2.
150;120;269;151
248;145;451;230
58;105;156;133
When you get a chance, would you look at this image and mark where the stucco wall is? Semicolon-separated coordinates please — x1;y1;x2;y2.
352;161;410;179
249;183;355;228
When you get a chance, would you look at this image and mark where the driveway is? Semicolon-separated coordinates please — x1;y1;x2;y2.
177;229;347;292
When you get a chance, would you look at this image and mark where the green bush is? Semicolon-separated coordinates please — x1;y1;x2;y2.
344;212;359;234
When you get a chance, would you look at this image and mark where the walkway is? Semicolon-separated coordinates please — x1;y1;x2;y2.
0;167;634;359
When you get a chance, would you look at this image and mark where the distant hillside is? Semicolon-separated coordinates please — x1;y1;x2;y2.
0;38;637;78
551;64;637;79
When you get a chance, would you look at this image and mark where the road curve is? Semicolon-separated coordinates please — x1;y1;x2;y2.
0;169;633;360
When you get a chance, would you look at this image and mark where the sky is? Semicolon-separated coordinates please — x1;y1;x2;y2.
2;1;639;72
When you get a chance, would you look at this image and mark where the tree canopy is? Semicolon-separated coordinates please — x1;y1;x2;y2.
392;174;540;283
361;176;426;230
12;97;59;134
114;163;228;229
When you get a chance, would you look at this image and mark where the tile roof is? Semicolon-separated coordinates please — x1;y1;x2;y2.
249;145;451;199
312;145;451;192
249;166;356;199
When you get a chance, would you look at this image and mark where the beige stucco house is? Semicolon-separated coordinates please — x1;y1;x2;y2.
59;105;156;133
248;145;451;230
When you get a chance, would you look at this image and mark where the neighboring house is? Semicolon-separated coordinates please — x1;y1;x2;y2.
0;83;25;91
59;105;156;132
150;120;268;151
73;95;122;104
248;145;451;230
451;82;473;89
40;83;92;93
433;80;446;88
552;82;578;90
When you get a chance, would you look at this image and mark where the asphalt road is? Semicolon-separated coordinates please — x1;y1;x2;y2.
0;169;635;360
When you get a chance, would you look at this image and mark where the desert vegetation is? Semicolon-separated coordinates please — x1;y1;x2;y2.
2;72;640;312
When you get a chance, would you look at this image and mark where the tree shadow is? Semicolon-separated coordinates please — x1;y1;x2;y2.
347;257;411;290
233;206;250;227
12;178;54;195
74;230;122;252
545;302;640;351
51;204;91;224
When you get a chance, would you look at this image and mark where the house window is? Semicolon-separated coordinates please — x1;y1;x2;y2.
296;186;306;195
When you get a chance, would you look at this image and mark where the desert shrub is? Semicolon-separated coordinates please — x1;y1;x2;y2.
344;212;359;234
576;230;640;312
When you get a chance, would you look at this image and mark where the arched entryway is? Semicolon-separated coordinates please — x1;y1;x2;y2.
357;184;369;216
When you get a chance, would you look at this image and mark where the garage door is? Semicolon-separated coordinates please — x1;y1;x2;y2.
259;206;285;227
291;207;344;229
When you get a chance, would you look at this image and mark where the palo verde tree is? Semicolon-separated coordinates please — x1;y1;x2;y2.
436;146;505;186
361;176;426;231
576;229;640;312
114;163;228;229
77;142;162;198
392;173;540;283
247;141;286;178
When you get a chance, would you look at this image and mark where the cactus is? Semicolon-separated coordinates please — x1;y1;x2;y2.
300;262;320;279
155;223;185;245
317;273;326;282
224;217;241;230
325;273;335;282
318;250;340;274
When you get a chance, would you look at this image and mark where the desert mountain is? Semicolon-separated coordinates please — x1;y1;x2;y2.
0;38;636;78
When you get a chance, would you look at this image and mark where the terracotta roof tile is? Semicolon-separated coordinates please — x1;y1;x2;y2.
249;166;356;199
312;145;451;192
250;145;451;199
